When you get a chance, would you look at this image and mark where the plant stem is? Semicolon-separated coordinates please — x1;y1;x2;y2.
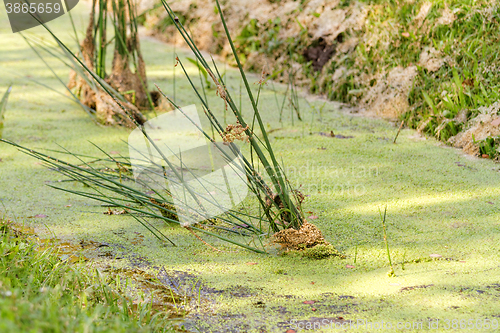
393;120;404;144
380;206;395;276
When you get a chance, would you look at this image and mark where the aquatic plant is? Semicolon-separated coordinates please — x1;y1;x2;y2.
1;0;307;254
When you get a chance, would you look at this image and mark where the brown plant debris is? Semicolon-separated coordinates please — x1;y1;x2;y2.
222;121;249;143
360;66;418;119
103;208;128;215
448;101;500;155
418;47;449;73
273;221;328;250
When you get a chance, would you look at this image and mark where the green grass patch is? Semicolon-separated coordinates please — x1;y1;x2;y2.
0;219;175;332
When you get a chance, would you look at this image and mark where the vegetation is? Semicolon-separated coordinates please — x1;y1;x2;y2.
144;0;500;158
160;0;305;231
24;0;155;126
1;0;311;254
356;0;500;147
0;219;174;332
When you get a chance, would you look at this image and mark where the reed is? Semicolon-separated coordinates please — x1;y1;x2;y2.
0;85;12;139
1;0;306;253
380;206;395;277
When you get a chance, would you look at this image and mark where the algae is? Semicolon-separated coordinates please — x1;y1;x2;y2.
300;244;344;260
1;3;500;332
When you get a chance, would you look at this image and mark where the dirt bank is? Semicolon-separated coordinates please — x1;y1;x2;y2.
140;0;500;160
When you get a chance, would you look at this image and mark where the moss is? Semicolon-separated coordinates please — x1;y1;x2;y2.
301;244;344;260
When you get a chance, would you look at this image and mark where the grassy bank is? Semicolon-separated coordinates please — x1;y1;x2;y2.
143;0;500;158
0;219;174;332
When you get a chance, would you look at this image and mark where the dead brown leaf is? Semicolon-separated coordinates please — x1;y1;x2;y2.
491;118;500;127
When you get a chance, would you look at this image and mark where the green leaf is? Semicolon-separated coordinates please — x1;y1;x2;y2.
186;57;211;88
422;91;437;114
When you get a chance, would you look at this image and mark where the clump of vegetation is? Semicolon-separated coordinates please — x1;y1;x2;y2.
0;0;324;254
273;222;343;259
0;219;175;332
24;0;158;127
273;221;328;250
66;0;153;126
162;0;307;232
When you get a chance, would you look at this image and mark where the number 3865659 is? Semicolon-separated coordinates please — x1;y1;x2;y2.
5;2;62;14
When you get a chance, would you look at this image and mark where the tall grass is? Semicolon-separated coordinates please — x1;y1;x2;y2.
1;0;305;253
0;219;175;332
22;0;154;125
161;0;304;228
